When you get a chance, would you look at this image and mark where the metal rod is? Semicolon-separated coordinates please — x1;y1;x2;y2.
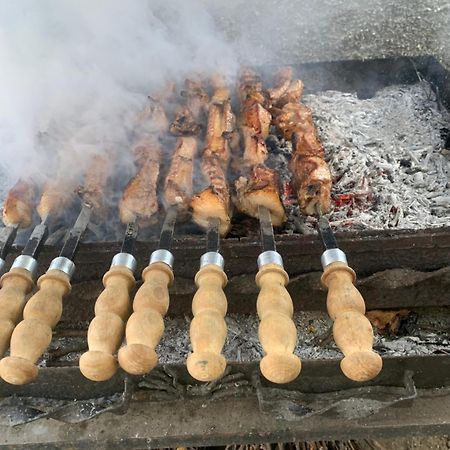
0;226;18;260
121;221;138;254
22;221;49;259
206;217;220;253
59;203;92;260
315;204;338;250
158;206;178;251
258;205;276;252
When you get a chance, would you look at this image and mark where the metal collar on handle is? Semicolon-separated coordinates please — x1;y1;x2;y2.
200;251;224;269
11;255;38;278
111;252;137;273
321;248;348;269
257;250;284;269
49;256;76;279
0;258;5;274
150;249;174;268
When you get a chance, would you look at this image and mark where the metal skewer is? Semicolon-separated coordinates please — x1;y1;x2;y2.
117;206;178;376
315;205;382;382
255;205;301;384
0;218;50;359
0;226;19;273
80;219;139;381
0;204;92;385
186;215;228;382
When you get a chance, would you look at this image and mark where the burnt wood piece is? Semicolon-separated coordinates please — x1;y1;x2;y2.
0;356;449;447
3;227;450;320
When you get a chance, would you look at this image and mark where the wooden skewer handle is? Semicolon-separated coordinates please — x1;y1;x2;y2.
0;268;71;385
256;262;301;384
186;260;228;382
79;261;136;381
0;268;34;358
118;261;174;375
321;261;382;382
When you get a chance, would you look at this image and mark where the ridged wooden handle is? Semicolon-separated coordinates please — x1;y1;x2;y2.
322;261;383;382
0;268;34;358
118;262;173;375
79;266;135;381
0;270;71;385
256;263;301;384
186;264;228;382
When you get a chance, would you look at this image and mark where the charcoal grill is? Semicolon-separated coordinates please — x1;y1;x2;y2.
1;56;450;448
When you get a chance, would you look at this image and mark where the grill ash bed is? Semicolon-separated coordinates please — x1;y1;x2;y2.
0;56;450;446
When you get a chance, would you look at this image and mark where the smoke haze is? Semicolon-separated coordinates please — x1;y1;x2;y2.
0;0;238;185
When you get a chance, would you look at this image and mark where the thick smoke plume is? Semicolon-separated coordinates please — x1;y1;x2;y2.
0;0;238;187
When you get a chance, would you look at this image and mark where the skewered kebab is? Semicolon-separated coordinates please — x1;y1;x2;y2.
190;80;235;236
1;179;38;272
269;68;380;381
270;68;331;216
316;209;382;382
81;83;184;380
234;69;299;383
186;79;234;382
115;80;206;378
234;68;286;227
0;203;92;385
0;175;77;358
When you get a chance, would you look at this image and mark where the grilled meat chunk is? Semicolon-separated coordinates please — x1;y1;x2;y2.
290;132;331;215
163;137;197;213
181;78;209;119
170;78;209;137
191;155;231;236
37;177;77;221
137;97;169;136
78;154;113;219
2;179;37;228
119;141;160;226
267;66;304;108
203;87;235;167
272;102;314;141
170;106;202;136
241;126;268;167
237;68;266;106
235;165;286;227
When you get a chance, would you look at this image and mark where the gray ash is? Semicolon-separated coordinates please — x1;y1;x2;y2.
43;309;450;367
302;81;450;232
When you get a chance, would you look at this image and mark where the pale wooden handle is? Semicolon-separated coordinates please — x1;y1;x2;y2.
256;263;301;384
0;268;34;358
186;264;228;382
0;270;71;385
79;265;135;381
322;261;382;382
118;262;173;375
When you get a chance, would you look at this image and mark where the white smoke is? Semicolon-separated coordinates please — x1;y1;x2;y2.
0;0;238;186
